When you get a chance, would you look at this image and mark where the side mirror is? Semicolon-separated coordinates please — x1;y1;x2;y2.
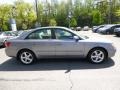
73;36;79;42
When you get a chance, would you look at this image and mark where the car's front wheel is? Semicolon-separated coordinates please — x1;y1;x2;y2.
88;48;107;64
18;50;36;65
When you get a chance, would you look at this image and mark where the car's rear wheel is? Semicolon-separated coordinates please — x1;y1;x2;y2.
18;50;36;65
88;48;107;64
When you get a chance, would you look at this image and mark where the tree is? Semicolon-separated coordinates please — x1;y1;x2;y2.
55;2;68;27
92;10;103;25
0;0;120;31
115;9;120;23
0;4;12;31
49;18;57;26
14;0;36;30
70;18;77;27
116;9;120;16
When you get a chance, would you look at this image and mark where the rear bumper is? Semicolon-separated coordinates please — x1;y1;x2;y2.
5;47;17;57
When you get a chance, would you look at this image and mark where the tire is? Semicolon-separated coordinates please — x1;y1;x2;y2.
18;50;36;65
116;34;120;37
87;48;107;64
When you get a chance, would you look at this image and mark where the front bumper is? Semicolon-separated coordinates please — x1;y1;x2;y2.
108;45;116;57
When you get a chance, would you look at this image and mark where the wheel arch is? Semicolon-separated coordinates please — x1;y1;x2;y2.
17;48;37;59
87;47;108;58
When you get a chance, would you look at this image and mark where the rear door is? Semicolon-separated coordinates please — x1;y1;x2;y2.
25;28;55;57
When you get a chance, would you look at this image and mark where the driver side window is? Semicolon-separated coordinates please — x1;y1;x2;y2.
55;29;74;40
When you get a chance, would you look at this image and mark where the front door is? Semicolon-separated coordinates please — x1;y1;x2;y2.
54;28;84;56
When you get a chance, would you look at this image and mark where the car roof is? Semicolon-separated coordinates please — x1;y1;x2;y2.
23;26;70;33
17;26;74;39
34;26;70;30
29;26;74;34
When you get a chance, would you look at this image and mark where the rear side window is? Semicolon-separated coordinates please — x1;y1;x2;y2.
26;29;52;39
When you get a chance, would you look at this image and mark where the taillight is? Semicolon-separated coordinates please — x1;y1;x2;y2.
5;42;11;47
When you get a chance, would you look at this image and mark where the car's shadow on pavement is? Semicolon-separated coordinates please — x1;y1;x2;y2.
0;58;115;72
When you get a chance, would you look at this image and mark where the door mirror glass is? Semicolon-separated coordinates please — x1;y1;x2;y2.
73;36;79;41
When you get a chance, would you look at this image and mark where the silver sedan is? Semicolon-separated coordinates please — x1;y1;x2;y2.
5;27;116;64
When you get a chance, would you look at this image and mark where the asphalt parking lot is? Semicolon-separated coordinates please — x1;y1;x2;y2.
0;31;120;90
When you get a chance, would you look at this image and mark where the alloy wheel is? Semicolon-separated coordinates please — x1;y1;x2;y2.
20;51;34;64
90;50;105;63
